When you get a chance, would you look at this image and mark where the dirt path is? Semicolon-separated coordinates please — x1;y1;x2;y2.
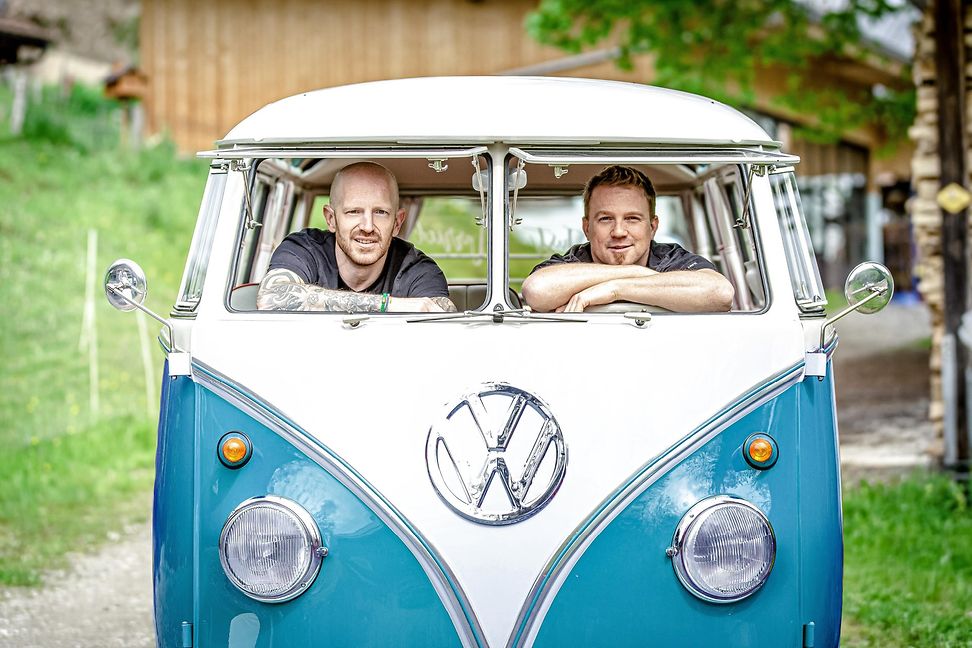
0;303;934;646
832;302;934;484
0;520;154;647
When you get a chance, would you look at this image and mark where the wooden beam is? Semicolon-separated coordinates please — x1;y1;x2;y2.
935;0;969;471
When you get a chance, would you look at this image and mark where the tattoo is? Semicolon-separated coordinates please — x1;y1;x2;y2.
432;296;458;312
256;269;382;313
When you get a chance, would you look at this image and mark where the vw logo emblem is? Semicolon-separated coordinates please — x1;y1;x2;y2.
425;383;567;525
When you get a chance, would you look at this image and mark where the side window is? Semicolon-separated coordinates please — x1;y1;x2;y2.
770;169;826;311
174;167;227;312
696;168;764;311
234;160;300;286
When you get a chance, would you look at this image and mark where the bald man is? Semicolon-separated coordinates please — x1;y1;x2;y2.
257;162;456;313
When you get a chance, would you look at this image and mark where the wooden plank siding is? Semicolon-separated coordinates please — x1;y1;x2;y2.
141;0;585;152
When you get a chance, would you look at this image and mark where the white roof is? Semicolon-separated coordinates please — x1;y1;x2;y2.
220;76;778;148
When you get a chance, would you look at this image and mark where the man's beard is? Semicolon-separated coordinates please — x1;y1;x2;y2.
335;228;385;267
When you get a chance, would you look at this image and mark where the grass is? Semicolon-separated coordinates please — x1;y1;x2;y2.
0;84;206;585
842;474;972;647
0;417;155;585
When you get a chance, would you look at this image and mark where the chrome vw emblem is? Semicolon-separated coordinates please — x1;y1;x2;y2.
425;383;567;525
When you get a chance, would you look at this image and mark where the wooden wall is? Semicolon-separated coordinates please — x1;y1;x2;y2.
141;0;593;152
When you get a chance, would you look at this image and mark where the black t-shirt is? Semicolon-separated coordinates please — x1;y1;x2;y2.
530;240;717;274
268;229;449;297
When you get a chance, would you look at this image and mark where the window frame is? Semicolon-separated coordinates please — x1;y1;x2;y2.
172;164;228;315
770;167;827;312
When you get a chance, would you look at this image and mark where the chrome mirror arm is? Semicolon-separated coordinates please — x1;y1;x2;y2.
818;286;887;349
106;285;182;353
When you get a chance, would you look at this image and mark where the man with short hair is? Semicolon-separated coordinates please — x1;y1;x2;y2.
521;165;734;313
257;162;456;313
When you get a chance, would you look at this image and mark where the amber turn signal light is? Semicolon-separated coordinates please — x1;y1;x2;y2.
749;439;773;463
218;432;252;468
743;433;778;469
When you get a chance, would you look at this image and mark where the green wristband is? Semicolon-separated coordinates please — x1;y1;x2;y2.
380;292;390;312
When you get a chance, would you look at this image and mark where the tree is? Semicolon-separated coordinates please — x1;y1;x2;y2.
526;0;915;144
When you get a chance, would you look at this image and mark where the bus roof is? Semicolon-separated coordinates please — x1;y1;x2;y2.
218;76;780;150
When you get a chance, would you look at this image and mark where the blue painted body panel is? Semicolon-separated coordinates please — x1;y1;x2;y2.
153;362;842;647
189;381;461;648
797;368;843;647
530;368;842;648
154;361;197;647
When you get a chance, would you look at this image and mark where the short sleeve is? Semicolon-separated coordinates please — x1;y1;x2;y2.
528;243;590;275
650;242;718;272
530;252;571;275
268;233;318;283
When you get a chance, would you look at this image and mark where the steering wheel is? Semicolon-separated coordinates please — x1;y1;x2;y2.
582;302;672;314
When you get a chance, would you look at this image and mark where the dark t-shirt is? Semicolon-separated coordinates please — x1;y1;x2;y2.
530;240;717;274
268;229;449;297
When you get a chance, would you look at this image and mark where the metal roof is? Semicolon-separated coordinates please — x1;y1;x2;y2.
218;76;780;149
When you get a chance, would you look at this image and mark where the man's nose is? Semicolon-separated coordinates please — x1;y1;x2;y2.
359;211;376;232
611;220;627;237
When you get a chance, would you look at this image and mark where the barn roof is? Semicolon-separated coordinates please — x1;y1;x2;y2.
218;76;779;149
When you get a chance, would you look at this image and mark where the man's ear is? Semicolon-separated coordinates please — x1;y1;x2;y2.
392;208;407;236
323;204;336;231
649;215;659;237
581;217;590;240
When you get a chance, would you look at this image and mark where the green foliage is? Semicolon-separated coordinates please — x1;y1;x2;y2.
842;475;972;646
526;0;915;143
8;84;124;153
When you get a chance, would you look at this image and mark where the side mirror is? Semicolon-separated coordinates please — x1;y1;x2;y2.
819;262;895;349
103;258;180;352
104;259;147;312
844;262;893;315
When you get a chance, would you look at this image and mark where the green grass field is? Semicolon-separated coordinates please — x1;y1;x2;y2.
842;475;972;647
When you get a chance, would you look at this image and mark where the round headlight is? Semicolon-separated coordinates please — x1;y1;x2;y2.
219;496;326;603
668;496;775;603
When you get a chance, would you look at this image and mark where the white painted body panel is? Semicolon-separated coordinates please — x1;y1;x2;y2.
190;312;802;647
221;77;777;147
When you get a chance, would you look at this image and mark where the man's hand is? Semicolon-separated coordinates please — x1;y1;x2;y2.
522;263;654;312
556;280;622;313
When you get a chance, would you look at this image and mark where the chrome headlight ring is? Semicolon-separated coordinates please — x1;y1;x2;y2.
219;495;327;603
667;495;776;604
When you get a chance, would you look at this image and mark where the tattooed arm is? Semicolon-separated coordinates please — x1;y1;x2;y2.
428;296;458;313
256;268;456;312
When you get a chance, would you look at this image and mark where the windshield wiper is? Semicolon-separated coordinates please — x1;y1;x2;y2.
408;304;585;323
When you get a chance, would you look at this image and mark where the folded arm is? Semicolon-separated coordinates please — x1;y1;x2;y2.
521;263;656;312
522;264;734;313
256;268;456;312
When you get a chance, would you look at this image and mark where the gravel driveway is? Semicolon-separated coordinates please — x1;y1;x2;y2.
0;302;934;647
0;518;154;647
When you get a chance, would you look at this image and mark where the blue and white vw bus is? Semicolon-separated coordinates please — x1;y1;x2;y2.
105;77;892;648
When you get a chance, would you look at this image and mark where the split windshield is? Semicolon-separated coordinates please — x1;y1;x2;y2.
220;150;780;314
